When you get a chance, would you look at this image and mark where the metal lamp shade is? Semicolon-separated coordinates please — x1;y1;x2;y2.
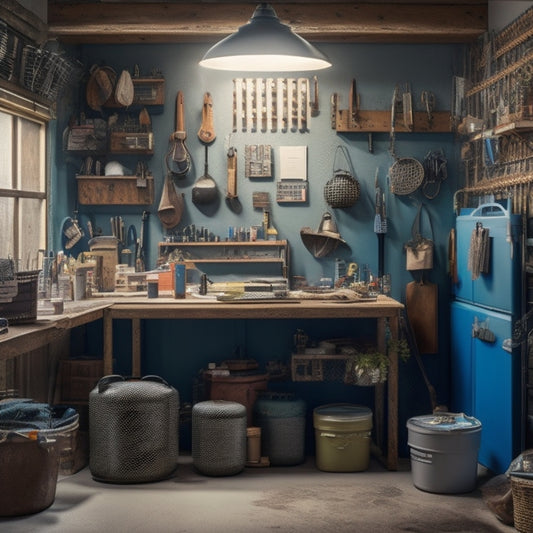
199;3;331;72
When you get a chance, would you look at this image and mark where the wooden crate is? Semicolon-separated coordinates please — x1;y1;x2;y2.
109;131;153;153
59;359;104;402
104;78;165;107
76;175;154;205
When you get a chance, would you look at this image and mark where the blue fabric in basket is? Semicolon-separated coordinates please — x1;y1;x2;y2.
0;399;77;431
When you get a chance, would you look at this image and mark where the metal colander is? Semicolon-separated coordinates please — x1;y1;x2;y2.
389;157;424;195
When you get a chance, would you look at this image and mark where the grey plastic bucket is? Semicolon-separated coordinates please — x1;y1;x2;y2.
407;412;482;494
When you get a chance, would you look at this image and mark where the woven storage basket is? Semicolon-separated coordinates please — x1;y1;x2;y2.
511;476;533;532
192;400;246;476
253;392;306;466
0;270;40;324
89;375;180;483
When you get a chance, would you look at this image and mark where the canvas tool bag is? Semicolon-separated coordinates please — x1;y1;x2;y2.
405;203;434;271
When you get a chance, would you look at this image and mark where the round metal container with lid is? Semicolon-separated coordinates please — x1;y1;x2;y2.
407;412;482;494
313;403;373;472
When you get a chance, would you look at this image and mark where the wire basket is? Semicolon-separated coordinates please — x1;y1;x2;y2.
324;170;361;208
389;157;424;195
291;354;349;382
0;21;21;82
21;45;81;101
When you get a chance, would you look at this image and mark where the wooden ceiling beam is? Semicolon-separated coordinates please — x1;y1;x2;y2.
47;2;488;44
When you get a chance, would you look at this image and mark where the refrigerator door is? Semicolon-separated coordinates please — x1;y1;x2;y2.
454;202;521;314
450;301;474;416
451;301;521;474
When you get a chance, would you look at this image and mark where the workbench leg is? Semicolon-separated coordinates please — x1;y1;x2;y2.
132;318;141;377
375;319;385;462
386;315;399;471
103;309;113;375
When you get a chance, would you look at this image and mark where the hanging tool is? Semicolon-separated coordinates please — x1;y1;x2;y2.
166;91;191;178
373;168;387;278
226;135;241;213
310;75;319;117
349;78;359;128
136;210;149;272
198;92;216;143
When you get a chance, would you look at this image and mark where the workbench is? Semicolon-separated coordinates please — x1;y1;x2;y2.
0;295;403;470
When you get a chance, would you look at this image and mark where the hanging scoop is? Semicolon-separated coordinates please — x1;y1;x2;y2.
158;173;184;229
192;144;218;205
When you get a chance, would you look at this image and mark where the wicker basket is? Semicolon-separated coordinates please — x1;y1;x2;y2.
0;270;40;324
511;475;533;532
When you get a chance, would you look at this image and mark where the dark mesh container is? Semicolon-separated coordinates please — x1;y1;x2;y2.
89;375;179;483
192;400;246;476
253;392;306;466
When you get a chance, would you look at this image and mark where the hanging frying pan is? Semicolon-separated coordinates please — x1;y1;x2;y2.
192;144;218;205
166;91;191;178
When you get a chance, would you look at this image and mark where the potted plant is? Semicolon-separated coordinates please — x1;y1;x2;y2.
345;349;389;386
344;338;410;386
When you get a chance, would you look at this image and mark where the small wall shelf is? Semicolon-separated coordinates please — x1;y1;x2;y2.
158;240;289;278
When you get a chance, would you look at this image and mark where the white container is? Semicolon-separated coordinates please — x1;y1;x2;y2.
407;412;482;494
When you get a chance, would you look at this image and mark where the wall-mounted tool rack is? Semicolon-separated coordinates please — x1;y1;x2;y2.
233;77;313;133
333;108;452;133
456;5;533;211
157;240;289;278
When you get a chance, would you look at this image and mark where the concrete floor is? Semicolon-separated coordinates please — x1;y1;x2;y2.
0;456;513;533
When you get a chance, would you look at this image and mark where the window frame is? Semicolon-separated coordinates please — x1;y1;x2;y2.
0;101;49;267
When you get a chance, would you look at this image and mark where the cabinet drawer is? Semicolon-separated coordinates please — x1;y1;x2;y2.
76;175;154;205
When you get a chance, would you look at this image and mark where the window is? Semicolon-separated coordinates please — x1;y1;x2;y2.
0;107;47;269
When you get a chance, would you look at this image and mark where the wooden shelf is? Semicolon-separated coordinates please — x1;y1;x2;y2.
158;240;289;278
77;174;154;205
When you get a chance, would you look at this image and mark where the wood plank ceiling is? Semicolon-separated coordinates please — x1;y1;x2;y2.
47;1;488;45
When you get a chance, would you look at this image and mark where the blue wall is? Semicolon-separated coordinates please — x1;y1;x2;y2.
52;41;464;455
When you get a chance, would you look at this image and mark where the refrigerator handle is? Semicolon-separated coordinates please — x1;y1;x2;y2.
506;220;513;260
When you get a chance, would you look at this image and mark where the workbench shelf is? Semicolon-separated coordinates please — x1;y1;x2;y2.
158;240;289;278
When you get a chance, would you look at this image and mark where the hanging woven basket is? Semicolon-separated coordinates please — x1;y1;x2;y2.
324;146;360;208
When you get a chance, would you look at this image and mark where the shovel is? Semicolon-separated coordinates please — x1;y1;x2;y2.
192;144;218;205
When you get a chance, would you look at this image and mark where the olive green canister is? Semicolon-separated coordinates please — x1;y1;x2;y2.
313;403;373;472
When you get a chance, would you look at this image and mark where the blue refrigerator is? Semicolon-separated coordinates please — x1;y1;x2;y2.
450;201;523;474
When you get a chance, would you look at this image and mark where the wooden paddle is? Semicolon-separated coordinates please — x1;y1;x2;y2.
198;92;216;143
166;91;191;178
406;279;438;354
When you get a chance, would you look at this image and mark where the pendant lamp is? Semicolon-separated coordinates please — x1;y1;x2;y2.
199;3;331;72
